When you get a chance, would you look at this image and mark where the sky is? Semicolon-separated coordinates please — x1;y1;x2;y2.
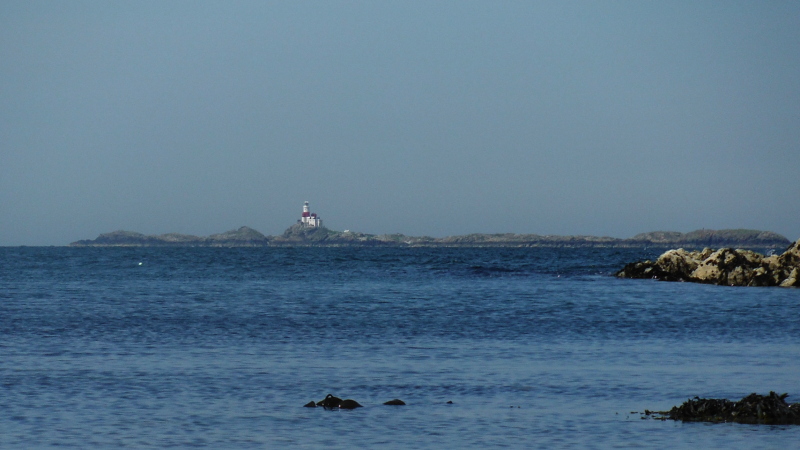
2;1;799;245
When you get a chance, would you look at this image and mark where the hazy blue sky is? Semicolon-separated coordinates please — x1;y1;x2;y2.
2;1;799;245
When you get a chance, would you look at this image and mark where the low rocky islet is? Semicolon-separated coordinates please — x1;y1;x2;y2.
642;392;800;425
304;394;404;409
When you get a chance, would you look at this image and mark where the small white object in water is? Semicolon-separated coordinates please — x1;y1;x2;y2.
138;262;143;266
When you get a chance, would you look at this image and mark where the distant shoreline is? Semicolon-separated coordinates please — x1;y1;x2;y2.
68;226;792;250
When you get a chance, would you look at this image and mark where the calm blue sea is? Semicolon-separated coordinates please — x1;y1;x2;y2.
1;246;799;448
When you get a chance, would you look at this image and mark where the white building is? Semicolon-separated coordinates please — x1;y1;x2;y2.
298;201;323;228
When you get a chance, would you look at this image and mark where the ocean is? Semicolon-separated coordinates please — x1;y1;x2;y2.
1;246;799;448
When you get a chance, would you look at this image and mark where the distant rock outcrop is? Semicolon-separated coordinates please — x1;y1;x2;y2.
276;224;338;243
70;230;178;247
629;229;789;248
269;225;433;246
70;227;269;247
616;238;800;287
205;226;270;246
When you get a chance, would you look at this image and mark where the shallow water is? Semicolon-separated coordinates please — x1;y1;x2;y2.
1;247;799;448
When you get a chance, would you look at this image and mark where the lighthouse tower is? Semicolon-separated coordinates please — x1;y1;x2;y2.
299;201;322;228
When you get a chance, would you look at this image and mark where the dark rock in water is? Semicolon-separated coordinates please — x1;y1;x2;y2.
617;238;800;287
317;394;343;408
383;399;406;405
647;392;800;425
338;399;363;409
313;394;361;409
303;401;317;408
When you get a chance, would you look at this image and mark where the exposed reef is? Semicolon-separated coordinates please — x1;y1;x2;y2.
616;238;800;287
643;392;800;425
70;227;791;249
303;394;403;409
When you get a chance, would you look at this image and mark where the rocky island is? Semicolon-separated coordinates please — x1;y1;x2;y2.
71;201;792;249
70;226;792;249
69;227;271;247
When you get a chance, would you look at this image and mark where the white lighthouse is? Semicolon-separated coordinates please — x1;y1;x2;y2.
298;201;323;228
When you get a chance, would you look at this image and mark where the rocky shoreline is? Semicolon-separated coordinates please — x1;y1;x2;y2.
616;238;800;287
69;227;791;249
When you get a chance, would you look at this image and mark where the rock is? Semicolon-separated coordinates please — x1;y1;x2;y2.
312;394;362;409
616;249;706;282
617;238;800;287
317;394;343;408
654;248;704;281
338;399;363;409
691;248;764;286
776;239;800;286
780;267;799;287
651;392;800;425
383;399;406;405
